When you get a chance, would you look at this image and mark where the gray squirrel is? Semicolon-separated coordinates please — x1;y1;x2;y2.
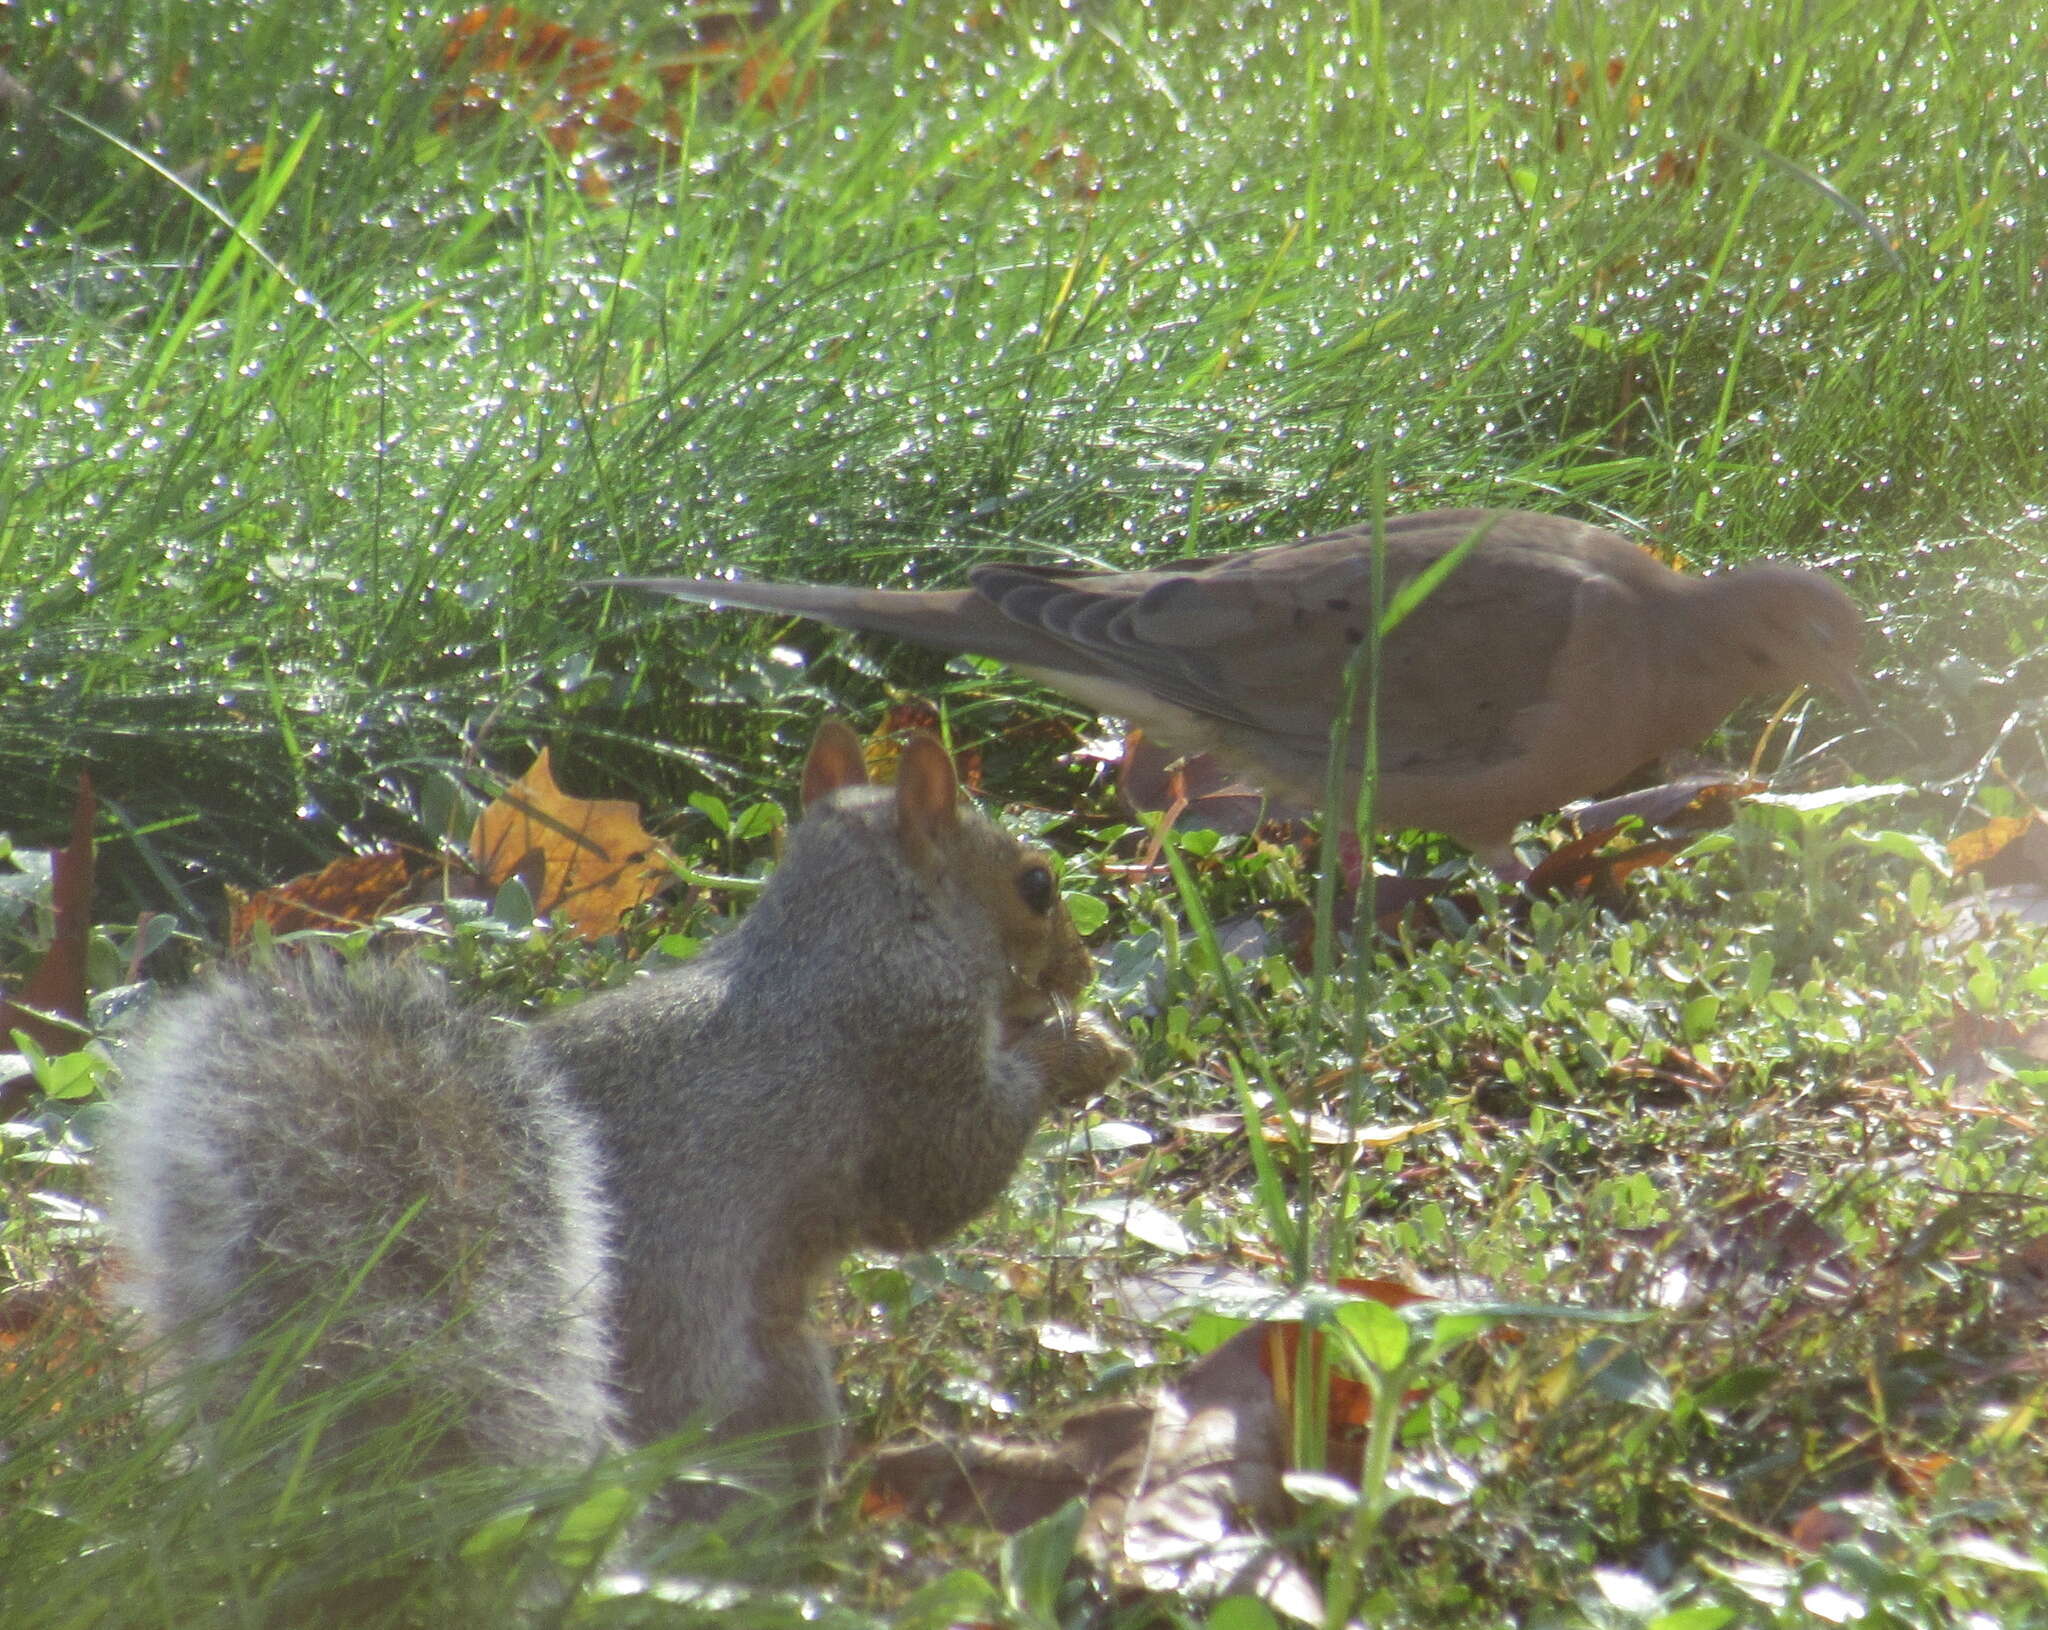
104;720;1131;1513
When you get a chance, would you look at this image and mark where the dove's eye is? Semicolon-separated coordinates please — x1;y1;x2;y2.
1015;862;1057;916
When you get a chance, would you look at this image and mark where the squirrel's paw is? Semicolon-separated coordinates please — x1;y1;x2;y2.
1012;1011;1131;1108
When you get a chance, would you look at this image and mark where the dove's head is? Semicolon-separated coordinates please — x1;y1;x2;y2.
1720;563;1869;712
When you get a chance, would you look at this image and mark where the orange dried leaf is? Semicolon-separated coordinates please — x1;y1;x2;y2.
1330;1273;1435;1309
440;6;609;81
1881;1447;1955;1497
1948;813;2040;877
0;1267;113;1394
1525;824;1649;896
735;45;815;112
225;848;427;948
1788;1504;1860;1552
596;81;643;135
858;1482;910;1522
1;773;95;1057
1527;776;1762;897
862;703;979;788
431;3;633;183
439;5;505;67
1651;140;1707;191
468;749;674;938
868;700;942;782
1028;129;1104;200
881;699;943;733
1256;1322;1376;1432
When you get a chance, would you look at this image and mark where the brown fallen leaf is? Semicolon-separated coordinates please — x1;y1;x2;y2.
865;1434;1094;1531
732;37;818;112
434;2;814;187
869;1275;1460;1620
1787;1503;1862;1552
1948;813;2048;886
1564;774;1765;840
1081;1327;1322;1623
468;748;675;938
432;5;700;190
1117;730;1300;837
1524;824;1683;900
1651;138;1709;190
1315;1271;1436;1312
1530;775;1764;897
1898;999;2048;1101
1248;1274;1445;1480
859;701;982;791
1254;1318;1374;1428
0;1257;114;1410
1;772;96;1063
1924;883;2048;952
437;6;619;106
226;847;431;948
1025;128;1105;201
1273;774;1771;967
1597;1187;1859;1321
1878;1447;1955;1498
868;1326;1319;1621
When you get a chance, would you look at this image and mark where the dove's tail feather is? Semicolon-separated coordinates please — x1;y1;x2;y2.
597;574;1108;676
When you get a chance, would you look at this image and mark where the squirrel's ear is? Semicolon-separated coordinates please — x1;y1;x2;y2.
801;719;870;808
892;732;960;848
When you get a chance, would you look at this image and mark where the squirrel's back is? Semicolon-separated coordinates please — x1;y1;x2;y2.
106;955;618;1469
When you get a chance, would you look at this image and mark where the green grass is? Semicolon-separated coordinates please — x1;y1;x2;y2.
7;0;2043;886
4;0;2048;1624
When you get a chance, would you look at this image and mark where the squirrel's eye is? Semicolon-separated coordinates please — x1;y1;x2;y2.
1015;863;1056;915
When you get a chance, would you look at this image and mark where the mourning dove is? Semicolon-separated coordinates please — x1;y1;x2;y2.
602;508;1866;867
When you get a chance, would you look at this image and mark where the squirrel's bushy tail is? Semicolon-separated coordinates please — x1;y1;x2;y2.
105;956;618;1469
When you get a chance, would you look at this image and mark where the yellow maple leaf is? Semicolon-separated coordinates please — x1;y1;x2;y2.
468;748;674;938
